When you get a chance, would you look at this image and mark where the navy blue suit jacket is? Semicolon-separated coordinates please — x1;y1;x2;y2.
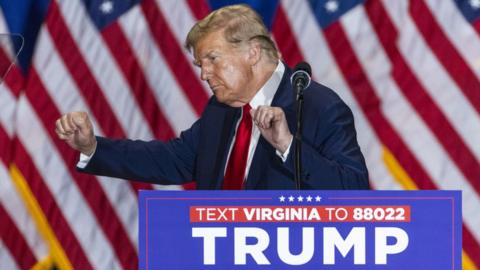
80;66;369;189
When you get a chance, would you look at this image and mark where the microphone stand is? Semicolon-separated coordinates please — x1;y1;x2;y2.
294;83;304;190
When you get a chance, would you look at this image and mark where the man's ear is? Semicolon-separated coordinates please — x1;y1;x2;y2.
248;41;262;66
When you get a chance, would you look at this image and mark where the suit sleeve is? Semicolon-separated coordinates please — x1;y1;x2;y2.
283;98;369;190
78;119;200;185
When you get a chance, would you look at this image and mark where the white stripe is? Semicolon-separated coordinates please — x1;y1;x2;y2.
0;240;19;270
381;0;480;169
56;0;152;140
341;5;480;243
154;0;212;95
33;26;139;248
424;0;480;76
0;11;15;61
0;83;16;137
0;164;49;260
119;5;198;135
96;175;139;247
281;0;400;190
15;96;122;270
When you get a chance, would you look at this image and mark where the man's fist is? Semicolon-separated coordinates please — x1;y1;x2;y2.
250;106;293;154
55;111;97;156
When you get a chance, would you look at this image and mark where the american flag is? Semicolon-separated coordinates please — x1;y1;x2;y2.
0;0;479;269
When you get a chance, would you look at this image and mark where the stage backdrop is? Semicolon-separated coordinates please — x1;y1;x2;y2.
0;0;479;269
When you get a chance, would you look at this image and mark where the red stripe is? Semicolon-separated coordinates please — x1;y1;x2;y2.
45;1;153;194
0;204;37;269
365;0;480;197
0;48;11;78
474;19;480;36
12;139;93;270
272;5;304;67
410;1;480;114
141;0;209;116
0;126;10;164
186;0;211;20
0;48;23;98
45;2;124;138
101;22;176;141
463;224;480;267
323;22;436;189
325;22;480;265
26;69;137;270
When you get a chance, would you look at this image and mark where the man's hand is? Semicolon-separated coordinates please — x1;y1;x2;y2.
251;106;293;153
55;111;97;156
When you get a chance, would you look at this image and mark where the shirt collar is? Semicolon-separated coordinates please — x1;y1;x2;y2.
249;61;285;109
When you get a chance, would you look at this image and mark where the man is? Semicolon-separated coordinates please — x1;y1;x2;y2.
55;4;369;190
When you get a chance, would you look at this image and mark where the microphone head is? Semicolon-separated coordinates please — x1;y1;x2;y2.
290;61;312;89
294;61;312;76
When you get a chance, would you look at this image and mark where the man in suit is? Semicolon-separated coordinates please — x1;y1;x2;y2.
55;4;369;190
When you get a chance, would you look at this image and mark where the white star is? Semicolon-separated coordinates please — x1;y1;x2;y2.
470;0;480;9
315;196;322;202
306;196;313;202
325;0;339;13
297;196;304;202
288;196;295;202
279;196;286;202
99;1;114;14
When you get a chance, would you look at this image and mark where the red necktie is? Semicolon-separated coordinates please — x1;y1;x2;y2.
223;104;252;190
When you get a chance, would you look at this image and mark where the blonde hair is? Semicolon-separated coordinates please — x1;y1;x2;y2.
185;4;279;62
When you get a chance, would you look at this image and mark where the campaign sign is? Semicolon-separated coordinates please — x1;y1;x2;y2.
139;190;461;269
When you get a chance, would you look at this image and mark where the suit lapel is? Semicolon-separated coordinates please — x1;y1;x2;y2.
245;65;296;189
196;101;240;189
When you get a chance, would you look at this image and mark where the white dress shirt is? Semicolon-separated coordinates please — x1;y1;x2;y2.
224;61;291;182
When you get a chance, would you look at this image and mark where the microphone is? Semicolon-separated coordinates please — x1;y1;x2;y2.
290;61;312;93
290;61;312;190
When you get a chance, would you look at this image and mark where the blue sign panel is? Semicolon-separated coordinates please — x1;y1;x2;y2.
139;190;461;269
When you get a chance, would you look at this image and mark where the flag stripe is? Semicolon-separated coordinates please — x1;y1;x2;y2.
326;20;480;261
44;2;123;138
0;203;37;269
32;25;140;249
340;4;480;250
12;138;92;269
22;68;124;269
46;1;154;194
0;240;19;270
154;0;212;97
0;49;22;98
411;0;480;113
364;0;480;196
15;98;112;269
380;0;480;162
271;5;304;67
26;69;135;269
323;20;437;188
425;0;480;76
57;0;153;140
0;126;10;164
186;0;210;20
464;226;480;268
0;164;49;261
118;5;199;135
140;0;209;116
0;134;49;263
0;125;33;270
101;22;176;140
279;0;399;190
474;20;480;35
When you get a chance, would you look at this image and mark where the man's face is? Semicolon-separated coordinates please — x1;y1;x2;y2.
194;30;254;107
